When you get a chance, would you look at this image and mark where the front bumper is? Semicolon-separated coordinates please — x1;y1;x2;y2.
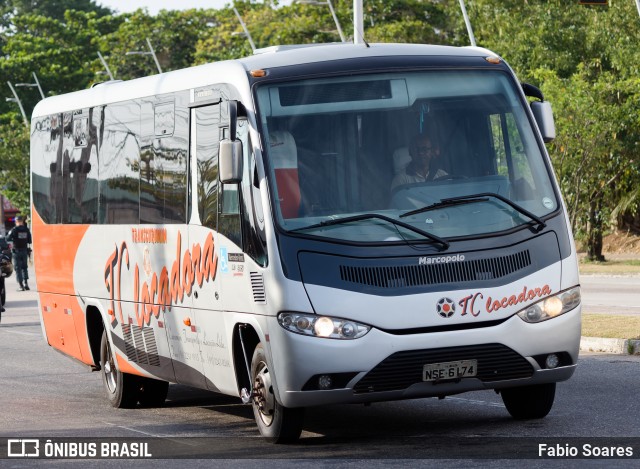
266;306;581;408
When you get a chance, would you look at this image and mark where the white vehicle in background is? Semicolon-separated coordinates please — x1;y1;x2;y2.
30;41;580;442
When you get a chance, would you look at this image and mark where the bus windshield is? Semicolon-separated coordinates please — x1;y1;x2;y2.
255;70;558;243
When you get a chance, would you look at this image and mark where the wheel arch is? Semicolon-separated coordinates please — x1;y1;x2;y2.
232;323;260;395
86;305;106;370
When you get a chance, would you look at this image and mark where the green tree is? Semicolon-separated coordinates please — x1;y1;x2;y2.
363;0;449;44
542;68;640;260
0;0;112;73
1;3;117;215
456;0;640;260
0;123;30;216
97;8;216;80
1;0;111;21
1;0;639;257
194;0;451;64
1;10;121;121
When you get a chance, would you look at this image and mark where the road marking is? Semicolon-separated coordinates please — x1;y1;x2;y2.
0;329;40;336
104;422;164;437
103;422;201;446
447;396;503;407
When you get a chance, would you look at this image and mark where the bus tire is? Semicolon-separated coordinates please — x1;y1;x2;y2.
501;382;556;420
100;329;140;409
250;343;304;443
138;378;169;408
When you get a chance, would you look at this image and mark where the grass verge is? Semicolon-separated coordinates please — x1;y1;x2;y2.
579;259;640;275
582;313;640;339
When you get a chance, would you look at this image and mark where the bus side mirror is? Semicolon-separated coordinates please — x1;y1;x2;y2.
220;100;244;183
522;83;555;143
220;139;243;183
531;101;556;143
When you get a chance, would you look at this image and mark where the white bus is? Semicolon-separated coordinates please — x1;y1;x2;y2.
30;43;581;442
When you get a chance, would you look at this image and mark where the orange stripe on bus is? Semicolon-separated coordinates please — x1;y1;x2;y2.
115;351;147;378
39;292;85;362
32;208;89;295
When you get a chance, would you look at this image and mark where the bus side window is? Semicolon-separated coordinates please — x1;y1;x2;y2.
491;112;536;200
195;104;220;230
218;125;242;247
239;121;268;267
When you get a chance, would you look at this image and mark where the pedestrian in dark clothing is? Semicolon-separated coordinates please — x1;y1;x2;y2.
0;236;10;316
7;215;32;291
0;251;11;318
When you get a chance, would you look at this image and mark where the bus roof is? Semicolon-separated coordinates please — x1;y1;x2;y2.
240;42;495;68
31;43;498;119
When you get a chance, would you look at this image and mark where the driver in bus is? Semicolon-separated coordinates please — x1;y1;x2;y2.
390;133;447;192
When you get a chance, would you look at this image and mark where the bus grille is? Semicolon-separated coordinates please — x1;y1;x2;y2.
353;343;533;394
340;250;530;289
122;324;161;367
250;272;266;303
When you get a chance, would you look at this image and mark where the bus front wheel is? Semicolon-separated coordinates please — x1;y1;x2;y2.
250;343;304;443
501;382;556;419
100;330;140;409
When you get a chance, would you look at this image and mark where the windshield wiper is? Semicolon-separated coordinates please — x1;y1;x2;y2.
289;213;449;249
400;192;547;232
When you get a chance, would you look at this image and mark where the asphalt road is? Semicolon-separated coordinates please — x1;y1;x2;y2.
0;273;639;466
580;275;640;315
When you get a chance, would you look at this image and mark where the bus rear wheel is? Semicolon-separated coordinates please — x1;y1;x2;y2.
250;343;304;443
501;382;556;420
100;329;140;409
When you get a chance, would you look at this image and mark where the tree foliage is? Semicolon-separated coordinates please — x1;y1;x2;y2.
0;123;30;212
1;0;639;259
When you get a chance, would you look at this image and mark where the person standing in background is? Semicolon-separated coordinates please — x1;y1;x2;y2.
7;215;32;291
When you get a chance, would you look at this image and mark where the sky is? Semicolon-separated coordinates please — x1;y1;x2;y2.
96;0;293;15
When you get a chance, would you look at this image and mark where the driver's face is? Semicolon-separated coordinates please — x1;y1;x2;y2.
412;139;439;163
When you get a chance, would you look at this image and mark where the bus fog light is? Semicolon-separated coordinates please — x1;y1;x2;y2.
318;375;333;390
545;354;559;369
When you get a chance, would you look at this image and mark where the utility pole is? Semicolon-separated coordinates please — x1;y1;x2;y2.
298;1;347;43
459;0;477;47
146;38;163;75
6;82;28;127
15;72;45;100
326;0;346;43
97;52;115;80
353;0;364;44
126;38;163;74
233;7;257;52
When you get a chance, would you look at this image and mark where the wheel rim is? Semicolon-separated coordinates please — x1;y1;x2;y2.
103;338;117;393
252;360;275;426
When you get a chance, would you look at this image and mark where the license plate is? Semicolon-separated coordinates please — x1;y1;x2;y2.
423;360;477;382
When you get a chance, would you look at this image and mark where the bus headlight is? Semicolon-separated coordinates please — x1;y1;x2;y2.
517;287;581;323
278;312;371;339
